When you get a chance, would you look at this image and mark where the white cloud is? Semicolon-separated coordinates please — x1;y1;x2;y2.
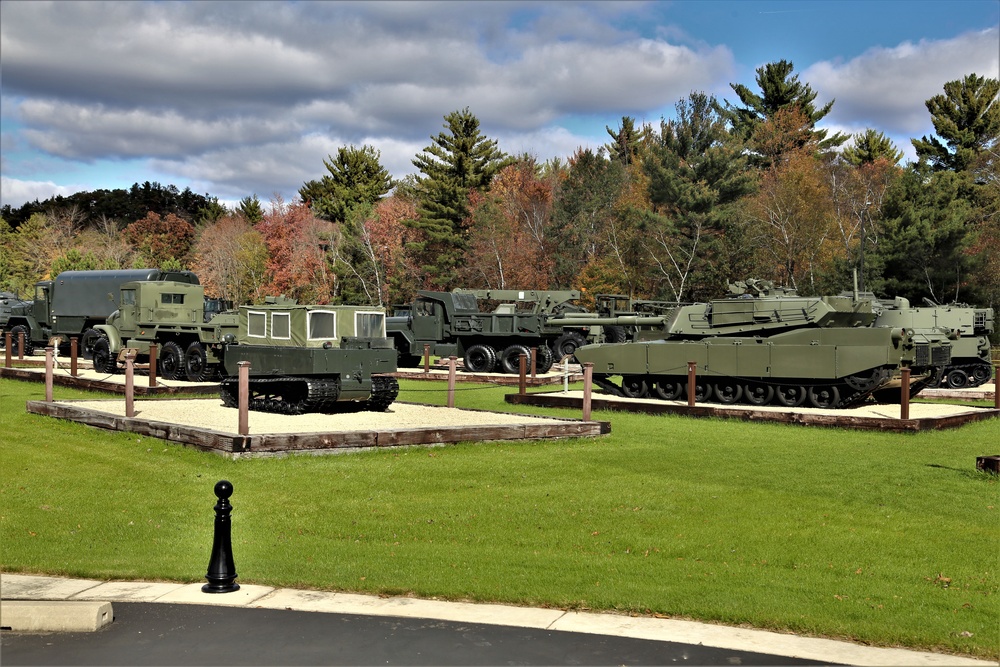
0;177;90;209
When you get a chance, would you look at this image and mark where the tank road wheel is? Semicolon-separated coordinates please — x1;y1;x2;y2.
970;363;993;386
775;384;807;407
653;376;684;400
464;344;497;373
158;341;184;380
743;382;774;406
684;380;713;403
499;344;532;374
184;341;212;382
713;379;743;405
620;375;649;398
808;385;841;409
945;368;969;389
9;324;33;356
534;344;555;374
552;331;588;362
92;337;118;374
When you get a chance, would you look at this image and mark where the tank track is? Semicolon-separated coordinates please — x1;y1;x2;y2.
924;361;993;389
363;375;400;412
220;375;400;415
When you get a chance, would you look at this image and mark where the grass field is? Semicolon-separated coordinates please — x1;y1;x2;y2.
1;376;997;659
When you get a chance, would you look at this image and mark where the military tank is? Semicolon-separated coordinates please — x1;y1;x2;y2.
217;303;399;414
561;280;953;409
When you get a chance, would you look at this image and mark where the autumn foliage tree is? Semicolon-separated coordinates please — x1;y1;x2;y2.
256;198;336;303
124;212;195;268
191;214;269;304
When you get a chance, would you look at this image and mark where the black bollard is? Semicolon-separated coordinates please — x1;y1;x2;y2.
202;480;240;593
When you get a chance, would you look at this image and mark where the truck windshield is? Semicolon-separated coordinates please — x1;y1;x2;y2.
121;290;136;306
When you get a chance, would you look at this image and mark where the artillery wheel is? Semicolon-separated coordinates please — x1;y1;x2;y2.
80;328;102;359
552;331;588;362
743;382;774;406
184;341;212;382
945;368;969;389
808;385;841;409
713;379;743;405
499;344;532;374
684;380;713;403
535;344;555;374
775;384;807;407
464;344;497;373
653;376;684;400
9;325;33;356
621;375;649;398
92;337;117;374
159;341;184;380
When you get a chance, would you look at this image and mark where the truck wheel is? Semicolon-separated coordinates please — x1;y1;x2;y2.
185;341;211;382
159;341;183;380
80;328;102;360
9;325;33;356
499;344;532;374
464;344;497;373
603;325;628;343
552;331;587;362
92;337;117;374
535;344;555;373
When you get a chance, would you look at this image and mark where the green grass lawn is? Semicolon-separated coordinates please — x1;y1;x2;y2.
1;376;997;658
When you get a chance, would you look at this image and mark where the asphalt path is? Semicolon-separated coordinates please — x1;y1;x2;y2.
1;602;836;666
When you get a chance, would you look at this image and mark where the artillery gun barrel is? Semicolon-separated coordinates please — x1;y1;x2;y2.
551;315;669;328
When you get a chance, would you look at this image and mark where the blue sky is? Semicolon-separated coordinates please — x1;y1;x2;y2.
1;0;997;210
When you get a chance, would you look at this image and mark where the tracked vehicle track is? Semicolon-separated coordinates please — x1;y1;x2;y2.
220;375;399;414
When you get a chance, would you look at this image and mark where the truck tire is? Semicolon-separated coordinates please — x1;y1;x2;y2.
80;328;102;359
464;344;497;373
159;341;184;380
9;324;33;356
552;331;587;362
499;344;532;374
603;325;628;343
535;344;555;374
92;337;117;374
185;341;212;382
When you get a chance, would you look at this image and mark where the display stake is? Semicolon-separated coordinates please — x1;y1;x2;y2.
148;343;157;387
125;351;136;418
4;332;10;367
424;344;431;373
447;356;457;408
519;353;527;395
202;480;240;594
17;330;25;360
582;362;593;422
687;361;697;407
995;365;999;411
238;361;250;436
530;347;537;379
900;367;910;420
70;337;78;377
44;346;54;402
563;356;571;393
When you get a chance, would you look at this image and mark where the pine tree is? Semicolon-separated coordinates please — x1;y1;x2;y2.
912;73;1000;173
842;129;903;166
300;145;394;223
605;116;651;166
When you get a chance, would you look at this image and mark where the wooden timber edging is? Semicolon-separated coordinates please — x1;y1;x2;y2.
24;400;610;458
1;366;214;395
388;369;583;386
505;391;1000;432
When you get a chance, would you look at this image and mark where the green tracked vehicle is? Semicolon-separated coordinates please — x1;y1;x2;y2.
217;304;398;414
561;280;953;409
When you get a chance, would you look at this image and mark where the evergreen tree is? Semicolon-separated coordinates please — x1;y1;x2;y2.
912;73;1000;173
842;129;904;166
238;195;265;224
300;145;394;223
409;108;512;289
605;116;651;166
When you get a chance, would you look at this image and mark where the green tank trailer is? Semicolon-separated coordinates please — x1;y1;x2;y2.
217;304;398;414
385;289;627;374
5;268;199;357
562;280;954;409
871;297;994;389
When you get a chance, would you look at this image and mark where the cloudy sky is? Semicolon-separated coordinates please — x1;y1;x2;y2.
1;0;997;210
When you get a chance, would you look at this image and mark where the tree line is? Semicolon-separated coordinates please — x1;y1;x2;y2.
2;62;997;317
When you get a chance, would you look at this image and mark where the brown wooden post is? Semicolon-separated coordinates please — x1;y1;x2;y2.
70;337;79;377
687;361;697;407
519;353;527;395
4;332;11;367
530;347;537;379
238;361;250;436
900;366;910;420
17;330;25;360
582;362;593;422
993;365;999;410
44;346;54;402
447;356;457;408
424;344;431;373
148;342;157;387
125;351;136;418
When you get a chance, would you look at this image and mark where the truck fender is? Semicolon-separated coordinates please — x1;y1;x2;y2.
93;325;123;353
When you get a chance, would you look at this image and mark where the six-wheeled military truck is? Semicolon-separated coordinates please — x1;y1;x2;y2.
1;291;32;349
386;289;627;374
92;280;238;381
5;269;199;357
217;303;399;414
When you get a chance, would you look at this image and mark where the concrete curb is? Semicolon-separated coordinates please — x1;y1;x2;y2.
1;600;113;632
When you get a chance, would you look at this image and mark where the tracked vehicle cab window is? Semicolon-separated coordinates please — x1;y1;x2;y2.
247;311;267;338
271;312;291;340
308;311;337;340
355;312;386;338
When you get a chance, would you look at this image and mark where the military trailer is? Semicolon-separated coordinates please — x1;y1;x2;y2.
217;304;399;414
6;269;199;357
562;281;953;409
386;289;627;374
92;280;238;381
